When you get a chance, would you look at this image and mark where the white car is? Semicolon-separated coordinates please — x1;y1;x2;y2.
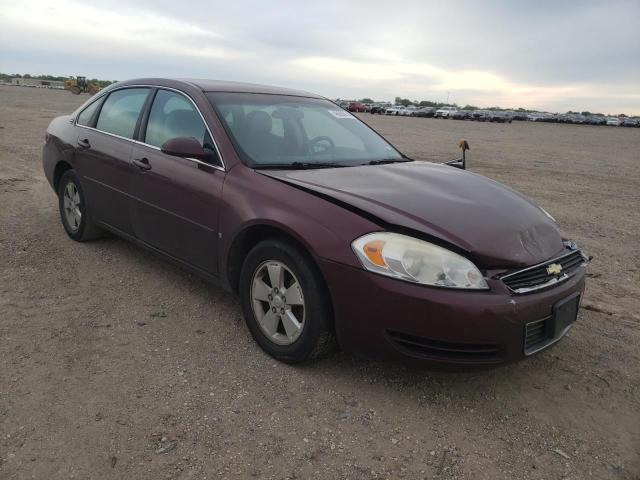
527;112;547;122
435;106;458;118
385;106;405;115
401;106;419;116
606;117;621;126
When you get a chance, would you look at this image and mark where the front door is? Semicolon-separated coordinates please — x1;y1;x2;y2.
129;89;225;275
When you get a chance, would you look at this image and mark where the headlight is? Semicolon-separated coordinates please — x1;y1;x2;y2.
351;232;488;289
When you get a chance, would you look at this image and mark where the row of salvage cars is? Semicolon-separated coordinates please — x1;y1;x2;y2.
343;102;639;127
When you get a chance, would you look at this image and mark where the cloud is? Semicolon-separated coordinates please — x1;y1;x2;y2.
0;0;638;114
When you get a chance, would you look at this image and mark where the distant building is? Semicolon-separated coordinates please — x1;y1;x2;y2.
11;78;65;89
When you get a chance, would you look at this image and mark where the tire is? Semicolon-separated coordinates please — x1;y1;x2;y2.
58;170;103;241
239;239;335;363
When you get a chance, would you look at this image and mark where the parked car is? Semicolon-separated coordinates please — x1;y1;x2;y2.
434;106;458;118
43;78;589;367
489;111;513;123
606;117;622;126
384;105;405;115
399;106;418;116
587;116;607;126
472;110;492;122
412;107;436;118
510;111;529;121
451;110;472;120
621;118;638;127
527;112;549;122
370;104;389;114
348;102;368;113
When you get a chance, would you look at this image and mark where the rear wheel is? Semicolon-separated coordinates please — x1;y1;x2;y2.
239;239;335;363
58;170;103;241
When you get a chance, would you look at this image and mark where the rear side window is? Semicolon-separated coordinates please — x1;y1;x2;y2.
144;90;207;148
76;98;101;127
96;88;150;139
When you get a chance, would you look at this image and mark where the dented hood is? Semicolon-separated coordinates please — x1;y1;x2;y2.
260;162;564;268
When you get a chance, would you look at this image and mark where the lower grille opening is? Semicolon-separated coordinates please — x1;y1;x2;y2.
524;316;552;353
387;330;502;364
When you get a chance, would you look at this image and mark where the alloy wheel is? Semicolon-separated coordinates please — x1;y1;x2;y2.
250;260;305;345
63;182;82;232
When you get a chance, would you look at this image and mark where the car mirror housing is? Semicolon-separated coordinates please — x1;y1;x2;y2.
444;139;469;170
161;137;208;160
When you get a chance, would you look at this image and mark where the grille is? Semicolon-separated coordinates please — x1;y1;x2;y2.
524;316;551;353
387;330;502;364
501;249;586;294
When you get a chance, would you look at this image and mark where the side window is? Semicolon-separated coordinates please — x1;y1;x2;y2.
76;98;102;127
145;90;208;148
95;88;150;139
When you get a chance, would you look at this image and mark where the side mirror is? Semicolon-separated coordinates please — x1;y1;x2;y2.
444;139;470;170
161;137;208;160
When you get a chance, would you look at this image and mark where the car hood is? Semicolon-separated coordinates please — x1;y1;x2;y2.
260;162;564;268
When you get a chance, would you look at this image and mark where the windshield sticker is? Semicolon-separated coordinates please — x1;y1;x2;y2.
328;109;355;119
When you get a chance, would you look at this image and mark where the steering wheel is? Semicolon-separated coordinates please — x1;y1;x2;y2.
308;136;335;154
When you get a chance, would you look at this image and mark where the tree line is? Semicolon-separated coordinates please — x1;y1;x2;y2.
1;73;116;89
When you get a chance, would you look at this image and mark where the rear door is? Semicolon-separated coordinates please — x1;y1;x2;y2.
129;88;225;275
75;87;151;234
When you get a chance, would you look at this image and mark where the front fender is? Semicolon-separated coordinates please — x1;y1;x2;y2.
218;166;381;288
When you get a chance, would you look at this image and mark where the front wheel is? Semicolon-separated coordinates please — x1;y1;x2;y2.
239;239;335;363
57;170;103;241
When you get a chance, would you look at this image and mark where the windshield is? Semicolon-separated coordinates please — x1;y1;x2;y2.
206;92;403;168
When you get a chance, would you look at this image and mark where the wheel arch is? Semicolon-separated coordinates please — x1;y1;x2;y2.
225;222;325;295
53;160;74;192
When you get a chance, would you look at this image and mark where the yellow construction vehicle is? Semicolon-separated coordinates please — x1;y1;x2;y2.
65;76;101;95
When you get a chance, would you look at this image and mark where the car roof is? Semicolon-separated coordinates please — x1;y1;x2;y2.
115;77;324;99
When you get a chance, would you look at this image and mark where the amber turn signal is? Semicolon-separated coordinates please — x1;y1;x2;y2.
363;239;387;267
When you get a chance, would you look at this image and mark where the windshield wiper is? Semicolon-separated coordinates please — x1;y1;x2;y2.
365;158;413;165
253;162;347;170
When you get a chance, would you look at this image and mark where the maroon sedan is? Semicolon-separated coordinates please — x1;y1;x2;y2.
43;78;588;366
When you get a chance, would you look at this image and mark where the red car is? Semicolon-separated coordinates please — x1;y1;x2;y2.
347;102;368;112
43;78;588;367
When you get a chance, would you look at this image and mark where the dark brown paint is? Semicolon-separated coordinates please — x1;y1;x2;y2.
43;78;586;366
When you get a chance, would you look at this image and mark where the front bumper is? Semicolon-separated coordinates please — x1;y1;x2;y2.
318;258;586;367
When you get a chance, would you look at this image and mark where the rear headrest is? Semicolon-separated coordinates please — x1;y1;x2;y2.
246;110;272;134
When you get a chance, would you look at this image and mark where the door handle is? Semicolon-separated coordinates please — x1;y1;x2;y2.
133;157;152;171
77;138;91;150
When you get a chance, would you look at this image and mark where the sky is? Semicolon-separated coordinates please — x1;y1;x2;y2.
1;0;639;114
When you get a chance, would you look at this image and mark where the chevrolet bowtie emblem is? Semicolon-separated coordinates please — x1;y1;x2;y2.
547;263;563;275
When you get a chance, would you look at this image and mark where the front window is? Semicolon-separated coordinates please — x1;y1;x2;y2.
207;93;403;168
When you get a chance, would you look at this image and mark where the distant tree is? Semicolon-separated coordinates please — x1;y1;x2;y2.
463;105;479;110
359;98;374;103
581;111;591;116
394;96;413;106
418;100;437;107
23;73;31;78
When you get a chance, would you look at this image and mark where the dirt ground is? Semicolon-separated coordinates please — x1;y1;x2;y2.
1;85;638;480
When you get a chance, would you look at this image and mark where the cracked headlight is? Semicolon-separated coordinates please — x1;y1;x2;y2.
351;232;488;289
